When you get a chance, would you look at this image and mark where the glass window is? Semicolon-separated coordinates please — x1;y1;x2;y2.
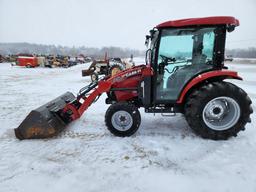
158;32;193;62
156;27;216;101
202;31;215;60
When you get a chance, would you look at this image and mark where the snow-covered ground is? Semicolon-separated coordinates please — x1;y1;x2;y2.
0;60;255;192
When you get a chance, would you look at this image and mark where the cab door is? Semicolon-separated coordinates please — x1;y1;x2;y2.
154;27;216;103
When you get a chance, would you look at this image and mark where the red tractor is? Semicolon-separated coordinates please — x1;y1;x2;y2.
15;16;253;140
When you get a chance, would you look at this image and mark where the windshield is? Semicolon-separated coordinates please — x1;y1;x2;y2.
158;27;215;65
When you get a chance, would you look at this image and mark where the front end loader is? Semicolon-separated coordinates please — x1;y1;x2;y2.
14;65;150;139
14;16;253;140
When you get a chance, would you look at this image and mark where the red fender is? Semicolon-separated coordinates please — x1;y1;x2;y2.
176;70;242;104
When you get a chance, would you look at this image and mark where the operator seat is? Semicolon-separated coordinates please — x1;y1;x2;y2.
163;54;211;100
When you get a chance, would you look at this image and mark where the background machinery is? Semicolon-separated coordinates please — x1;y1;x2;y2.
82;57;132;82
16;54;39;68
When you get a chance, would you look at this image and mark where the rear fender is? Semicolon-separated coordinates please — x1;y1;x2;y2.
176;70;242;104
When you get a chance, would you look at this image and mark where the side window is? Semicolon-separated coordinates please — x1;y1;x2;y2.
202;32;215;62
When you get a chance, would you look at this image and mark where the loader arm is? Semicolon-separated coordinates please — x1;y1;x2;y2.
78;81;112;115
65;80;113;121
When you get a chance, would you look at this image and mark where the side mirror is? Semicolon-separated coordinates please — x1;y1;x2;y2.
227;24;235;32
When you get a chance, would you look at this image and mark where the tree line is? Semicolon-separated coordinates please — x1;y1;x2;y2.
0;43;144;58
1;43;256;58
226;47;256;58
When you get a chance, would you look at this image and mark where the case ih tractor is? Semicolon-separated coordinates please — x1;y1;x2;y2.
15;16;253;140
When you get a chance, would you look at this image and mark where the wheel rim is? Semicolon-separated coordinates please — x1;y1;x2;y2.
111;110;133;131
202;96;241;131
111;67;121;76
91;74;97;81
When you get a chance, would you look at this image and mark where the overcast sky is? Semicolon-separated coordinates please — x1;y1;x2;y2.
0;0;255;50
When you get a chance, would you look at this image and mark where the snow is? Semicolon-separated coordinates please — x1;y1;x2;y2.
234;58;256;61
0;61;255;192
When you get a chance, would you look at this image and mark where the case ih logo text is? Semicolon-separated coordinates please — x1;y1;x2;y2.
122;69;141;78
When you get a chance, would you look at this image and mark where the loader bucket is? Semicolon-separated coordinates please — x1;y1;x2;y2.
14;92;76;140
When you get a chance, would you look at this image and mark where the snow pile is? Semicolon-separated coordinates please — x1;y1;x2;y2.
0;61;255;192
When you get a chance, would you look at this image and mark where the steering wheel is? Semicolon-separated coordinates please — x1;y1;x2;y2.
160;54;176;64
158;55;175;75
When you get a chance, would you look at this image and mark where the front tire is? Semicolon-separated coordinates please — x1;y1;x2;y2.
185;81;253;140
105;102;141;137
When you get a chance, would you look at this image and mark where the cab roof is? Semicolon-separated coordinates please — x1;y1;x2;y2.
156;16;239;28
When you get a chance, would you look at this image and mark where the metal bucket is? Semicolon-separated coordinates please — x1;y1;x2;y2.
14;92;76;140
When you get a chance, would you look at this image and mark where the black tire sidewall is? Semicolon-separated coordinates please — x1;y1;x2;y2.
185;82;251;139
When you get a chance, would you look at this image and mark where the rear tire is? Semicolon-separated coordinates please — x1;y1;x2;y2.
105;102;141;137
185;81;253;140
